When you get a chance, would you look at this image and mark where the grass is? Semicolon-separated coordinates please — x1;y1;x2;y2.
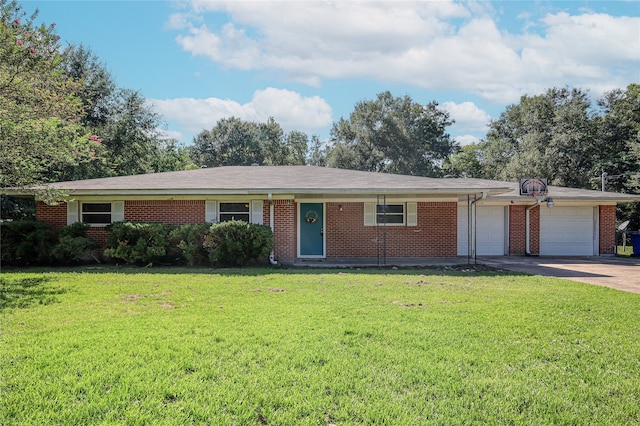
617;245;634;257
1;267;639;425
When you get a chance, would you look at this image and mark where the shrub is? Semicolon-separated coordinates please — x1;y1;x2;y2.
51;222;98;263
169;223;211;266
0;220;57;266
203;220;273;267
104;222;175;265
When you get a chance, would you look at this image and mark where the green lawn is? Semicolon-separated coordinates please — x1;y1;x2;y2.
1;267;639;425
617;245;634;257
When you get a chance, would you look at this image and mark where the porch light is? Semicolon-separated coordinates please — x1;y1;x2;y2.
338;204;343;212
546;197;555;208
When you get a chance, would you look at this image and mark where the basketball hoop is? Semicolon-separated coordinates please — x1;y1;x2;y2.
520;178;548;199
531;191;548;202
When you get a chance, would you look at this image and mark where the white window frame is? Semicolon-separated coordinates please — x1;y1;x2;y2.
364;202;417;227
218;201;251;223
74;201;124;227
213;200;263;225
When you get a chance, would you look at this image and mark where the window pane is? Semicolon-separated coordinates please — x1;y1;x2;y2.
220;203;250;213
220;214;250;222
377;204;403;214
82;203;111;213
82;213;111;224
377;214;404;224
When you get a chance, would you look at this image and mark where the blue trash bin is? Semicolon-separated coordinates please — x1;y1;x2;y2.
631;232;640;257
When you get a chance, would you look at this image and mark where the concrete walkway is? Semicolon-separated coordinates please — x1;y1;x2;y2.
479;256;640;294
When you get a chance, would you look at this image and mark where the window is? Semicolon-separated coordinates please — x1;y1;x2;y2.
219;202;250;222
82;203;112;224
364;202;416;227
376;204;404;224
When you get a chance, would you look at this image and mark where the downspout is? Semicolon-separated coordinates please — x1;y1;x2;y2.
268;193;278;265
468;192;487;264
525;200;541;256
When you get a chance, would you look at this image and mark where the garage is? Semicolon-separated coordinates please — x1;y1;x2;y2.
458;205;507;256
540;206;596;256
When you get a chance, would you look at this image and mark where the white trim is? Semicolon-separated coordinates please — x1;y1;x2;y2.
79;201;116;227
364;203;375;226
504;206;510;256
297;202;326;259
364;202;407;227
112;201;124;222
593;206;600;256
251;200;264;225
66;201;79;225
406;202;417;227
205;201;217;222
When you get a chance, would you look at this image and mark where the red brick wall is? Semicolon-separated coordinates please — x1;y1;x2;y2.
509;205;525;254
529;206;540;255
509;204;539;255
599;205;616;255
325;202;457;258
35;202;67;230
86;228;110;247
124;200;205;225
266;200;296;262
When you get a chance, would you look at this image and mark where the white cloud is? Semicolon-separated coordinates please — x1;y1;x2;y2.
158;128;184;141
442;101;491;134
148;88;333;136
170;1;639;104
455;134;482;146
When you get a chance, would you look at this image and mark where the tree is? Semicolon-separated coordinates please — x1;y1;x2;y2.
326;91;457;177
307;135;327;167
62;44;116;129
189;117;311;167
58;44;179;180
443;144;486;178
285;130;309;165
0;1;96;197
482;88;596;188
595;84;640;193
595;84;640;229
190;117;263;167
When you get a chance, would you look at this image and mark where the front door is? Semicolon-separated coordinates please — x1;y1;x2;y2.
299;203;324;257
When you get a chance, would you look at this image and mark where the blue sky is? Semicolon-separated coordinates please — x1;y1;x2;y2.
25;1;640;146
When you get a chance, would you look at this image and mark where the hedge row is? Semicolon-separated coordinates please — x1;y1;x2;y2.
1;220;274;268
1;221;97;266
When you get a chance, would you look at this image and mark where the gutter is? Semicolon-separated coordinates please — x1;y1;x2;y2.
468;192;487;264
525;199;541;255
268;193;278;265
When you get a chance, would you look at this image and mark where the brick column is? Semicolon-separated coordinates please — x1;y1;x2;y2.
509;204;539;255
599;205;616;255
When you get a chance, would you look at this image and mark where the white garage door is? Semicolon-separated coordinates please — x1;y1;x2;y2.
540;207;595;256
458;205;506;256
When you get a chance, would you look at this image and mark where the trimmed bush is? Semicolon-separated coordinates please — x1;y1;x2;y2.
203;220;273;267
0;220;57;266
169;223;211;266
104;222;175;265
51;222;98;264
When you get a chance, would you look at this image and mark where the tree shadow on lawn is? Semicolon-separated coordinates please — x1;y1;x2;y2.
0;276;68;311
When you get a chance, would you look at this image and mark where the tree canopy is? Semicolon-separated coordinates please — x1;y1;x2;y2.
189;117;309;167
446;85;640;228
0;0;96;197
326;91;458;177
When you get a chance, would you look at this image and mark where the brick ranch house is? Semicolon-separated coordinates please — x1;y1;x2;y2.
22;166;640;264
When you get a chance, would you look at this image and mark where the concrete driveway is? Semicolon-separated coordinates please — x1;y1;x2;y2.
479;256;640;294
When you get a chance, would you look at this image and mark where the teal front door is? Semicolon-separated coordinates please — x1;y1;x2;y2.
299;203;324;257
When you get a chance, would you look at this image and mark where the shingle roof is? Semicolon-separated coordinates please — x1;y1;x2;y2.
6;166;640;202
43;166;511;195
477;179;640;202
